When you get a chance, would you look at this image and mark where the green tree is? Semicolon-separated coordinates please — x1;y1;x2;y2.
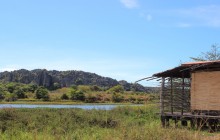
27;84;38;93
191;44;220;61
14;88;26;99
0;87;5;100
35;87;49;101
4;92;17;102
53;82;61;90
6;83;16;93
61;93;69;100
69;90;85;101
90;85;102;91
112;93;124;102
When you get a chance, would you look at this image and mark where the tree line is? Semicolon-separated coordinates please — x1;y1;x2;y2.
0;83;49;101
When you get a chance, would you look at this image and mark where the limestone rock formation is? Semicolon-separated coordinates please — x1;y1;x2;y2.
0;69;154;92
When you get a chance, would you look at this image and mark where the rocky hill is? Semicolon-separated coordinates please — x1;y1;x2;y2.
0;69;156;92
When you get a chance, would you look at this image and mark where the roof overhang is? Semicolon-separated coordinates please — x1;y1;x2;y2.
153;60;220;78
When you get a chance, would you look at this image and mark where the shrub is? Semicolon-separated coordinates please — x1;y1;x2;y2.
27;84;38;93
6;83;16;93
14;88;26;99
35;87;49;101
77;85;91;92
107;85;124;93
4;92;17;102
0;87;5;100
61;93;69;100
85;94;97;103
70;85;78;90
90;85;102;91
112;93;124;102
0;93;4;100
70;90;85;101
53;82;61;90
128;96;136;103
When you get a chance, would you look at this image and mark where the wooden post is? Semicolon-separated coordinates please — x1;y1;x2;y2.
170;77;173;114
161;116;165;127
196;118;202;130
181;120;188;126
166;117;170;127
190;119;195;128
160;77;165;115
181;76;184;115
174;118;178;128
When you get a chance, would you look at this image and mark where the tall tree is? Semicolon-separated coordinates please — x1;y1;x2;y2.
190;44;220;61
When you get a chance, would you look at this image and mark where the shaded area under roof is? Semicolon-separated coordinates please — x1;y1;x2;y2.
153;60;220;78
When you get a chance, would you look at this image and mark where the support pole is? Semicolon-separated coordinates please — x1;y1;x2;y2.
161;116;165;127
170;77;173;114
181;75;185;115
160;77;165;115
190;119;195;128
181;120;188;126
174;118;178;128
166;117;170;127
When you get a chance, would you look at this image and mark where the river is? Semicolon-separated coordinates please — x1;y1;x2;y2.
0;104;142;110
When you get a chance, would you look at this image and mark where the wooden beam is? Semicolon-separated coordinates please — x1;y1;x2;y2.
135;76;157;83
181;76;185;115
170;77;173;114
161;77;165;115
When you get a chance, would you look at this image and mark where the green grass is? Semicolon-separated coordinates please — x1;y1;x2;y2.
0;104;217;140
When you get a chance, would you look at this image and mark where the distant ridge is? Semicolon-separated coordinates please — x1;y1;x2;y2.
0;69;156;92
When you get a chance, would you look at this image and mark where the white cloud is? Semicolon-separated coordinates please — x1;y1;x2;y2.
120;0;139;9
176;5;220;27
139;12;153;21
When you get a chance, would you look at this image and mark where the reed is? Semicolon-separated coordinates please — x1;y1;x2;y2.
0;105;215;140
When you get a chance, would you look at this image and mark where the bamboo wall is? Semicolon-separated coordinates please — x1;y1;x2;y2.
162;78;190;114
191;71;220;111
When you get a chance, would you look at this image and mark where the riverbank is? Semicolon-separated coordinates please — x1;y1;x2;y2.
0;104;216;140
0;100;138;105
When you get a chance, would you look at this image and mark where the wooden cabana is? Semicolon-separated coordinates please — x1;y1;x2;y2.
151;60;220;131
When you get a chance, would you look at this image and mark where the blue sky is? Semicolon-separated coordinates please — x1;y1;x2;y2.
0;0;220;86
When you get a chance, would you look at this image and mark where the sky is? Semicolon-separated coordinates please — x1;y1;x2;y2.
0;0;220;86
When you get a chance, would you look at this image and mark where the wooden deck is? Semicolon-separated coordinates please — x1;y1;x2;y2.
163;112;220;119
160;112;220;131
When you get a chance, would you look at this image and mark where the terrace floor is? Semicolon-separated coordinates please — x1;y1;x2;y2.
163;112;220;119
161;112;220;131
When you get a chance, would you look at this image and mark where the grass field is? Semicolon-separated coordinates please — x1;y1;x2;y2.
0;104;218;140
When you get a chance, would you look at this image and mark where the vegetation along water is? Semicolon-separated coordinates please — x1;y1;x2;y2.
0;82;219;139
0;105;218;140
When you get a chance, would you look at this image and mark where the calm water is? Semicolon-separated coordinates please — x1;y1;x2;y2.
0;104;141;110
